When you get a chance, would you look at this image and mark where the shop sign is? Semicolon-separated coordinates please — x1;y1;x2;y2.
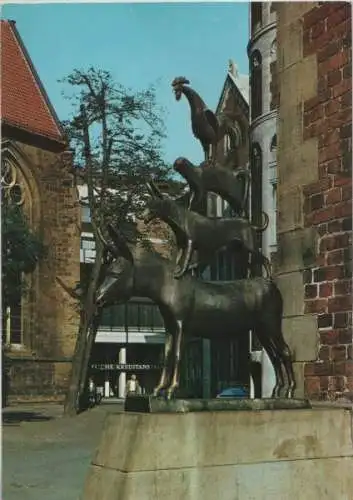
90;363;161;371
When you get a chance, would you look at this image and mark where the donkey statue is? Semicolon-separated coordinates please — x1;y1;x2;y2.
95;224;295;400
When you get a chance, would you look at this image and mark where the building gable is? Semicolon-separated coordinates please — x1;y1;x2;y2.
1;20;65;145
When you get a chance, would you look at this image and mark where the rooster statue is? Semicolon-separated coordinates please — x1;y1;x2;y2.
172;76;234;162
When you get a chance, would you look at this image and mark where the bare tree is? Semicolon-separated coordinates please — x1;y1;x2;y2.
59;67;172;415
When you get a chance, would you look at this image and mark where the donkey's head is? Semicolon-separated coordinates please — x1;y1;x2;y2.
95;225;135;307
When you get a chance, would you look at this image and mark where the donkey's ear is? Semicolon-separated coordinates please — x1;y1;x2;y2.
107;224;134;262
146;180;164;199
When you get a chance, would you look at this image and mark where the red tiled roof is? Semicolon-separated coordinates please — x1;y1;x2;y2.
1;20;65;144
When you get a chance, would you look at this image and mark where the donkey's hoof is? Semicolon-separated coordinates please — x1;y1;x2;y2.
153;386;164;397
166;386;178;400
272;387;282;399
285;388;294;399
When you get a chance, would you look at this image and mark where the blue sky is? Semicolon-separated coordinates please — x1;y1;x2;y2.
3;2;249;164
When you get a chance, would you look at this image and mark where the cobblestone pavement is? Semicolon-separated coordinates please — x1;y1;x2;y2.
2;401;124;500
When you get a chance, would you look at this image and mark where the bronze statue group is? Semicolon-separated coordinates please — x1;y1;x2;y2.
96;78;295;400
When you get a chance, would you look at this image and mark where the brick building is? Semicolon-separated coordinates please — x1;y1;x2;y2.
1;20;80;401
250;2;352;400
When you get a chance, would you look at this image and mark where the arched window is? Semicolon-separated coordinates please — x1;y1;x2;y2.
224;132;235;156
270;134;277;152
250;51;262;121
223;124;242;170
251;2;262;34
1;159;26;206
224;122;242;152
1;154;32;346
270;39;277;63
270;40;279;110
270;182;277;248
250;144;263;275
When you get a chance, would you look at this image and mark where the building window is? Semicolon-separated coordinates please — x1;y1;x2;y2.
250;144;263;274
270;182;277;247
1;159;26;206
250;51;262;121
270;134;277;152
270;39;277;62
207;193;224;218
270;134;277;166
100;300;164;331
81;235;96;263
81;205;91;223
224;123;242;152
251;2;262;34
1;157;31;345
224;133;235;157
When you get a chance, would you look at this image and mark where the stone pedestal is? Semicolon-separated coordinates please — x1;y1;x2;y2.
82;402;353;500
124;395;311;413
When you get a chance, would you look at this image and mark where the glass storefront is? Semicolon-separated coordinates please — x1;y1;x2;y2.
90;342;164;396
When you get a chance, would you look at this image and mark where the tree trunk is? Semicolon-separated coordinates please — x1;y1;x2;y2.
64;316;91;416
64;245;104;416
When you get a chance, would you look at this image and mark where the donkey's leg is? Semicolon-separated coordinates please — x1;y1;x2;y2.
283;346;296;399
188;190;195;210
263;309;296;399
271;334;296;399
174;240;193;278
175;247;183;267
167;320;183;399
153;332;174;397
257;334;285;398
263;256;272;278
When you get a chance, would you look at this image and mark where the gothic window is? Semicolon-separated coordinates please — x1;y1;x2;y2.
270;39;277;63
270;182;278;248
251;144;262;224
224;133;235;156
250;144;263;275
270;134;277;165
1;159;26;206
1;156;31;345
270;134;277;152
224;123;242;153
270;39;279;110
207;193;224;218
251;2;262;34
250;51;263;121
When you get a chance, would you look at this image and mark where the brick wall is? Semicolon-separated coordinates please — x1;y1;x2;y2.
301;2;352;400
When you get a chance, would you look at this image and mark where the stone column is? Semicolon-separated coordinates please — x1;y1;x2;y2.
118;347;127;398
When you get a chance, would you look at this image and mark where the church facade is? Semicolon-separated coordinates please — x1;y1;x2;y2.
1;20;80;401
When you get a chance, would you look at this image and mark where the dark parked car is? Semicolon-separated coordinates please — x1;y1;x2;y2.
216;386;249;399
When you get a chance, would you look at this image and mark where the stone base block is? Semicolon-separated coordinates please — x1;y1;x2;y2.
124;395;311;413
82;407;353;500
